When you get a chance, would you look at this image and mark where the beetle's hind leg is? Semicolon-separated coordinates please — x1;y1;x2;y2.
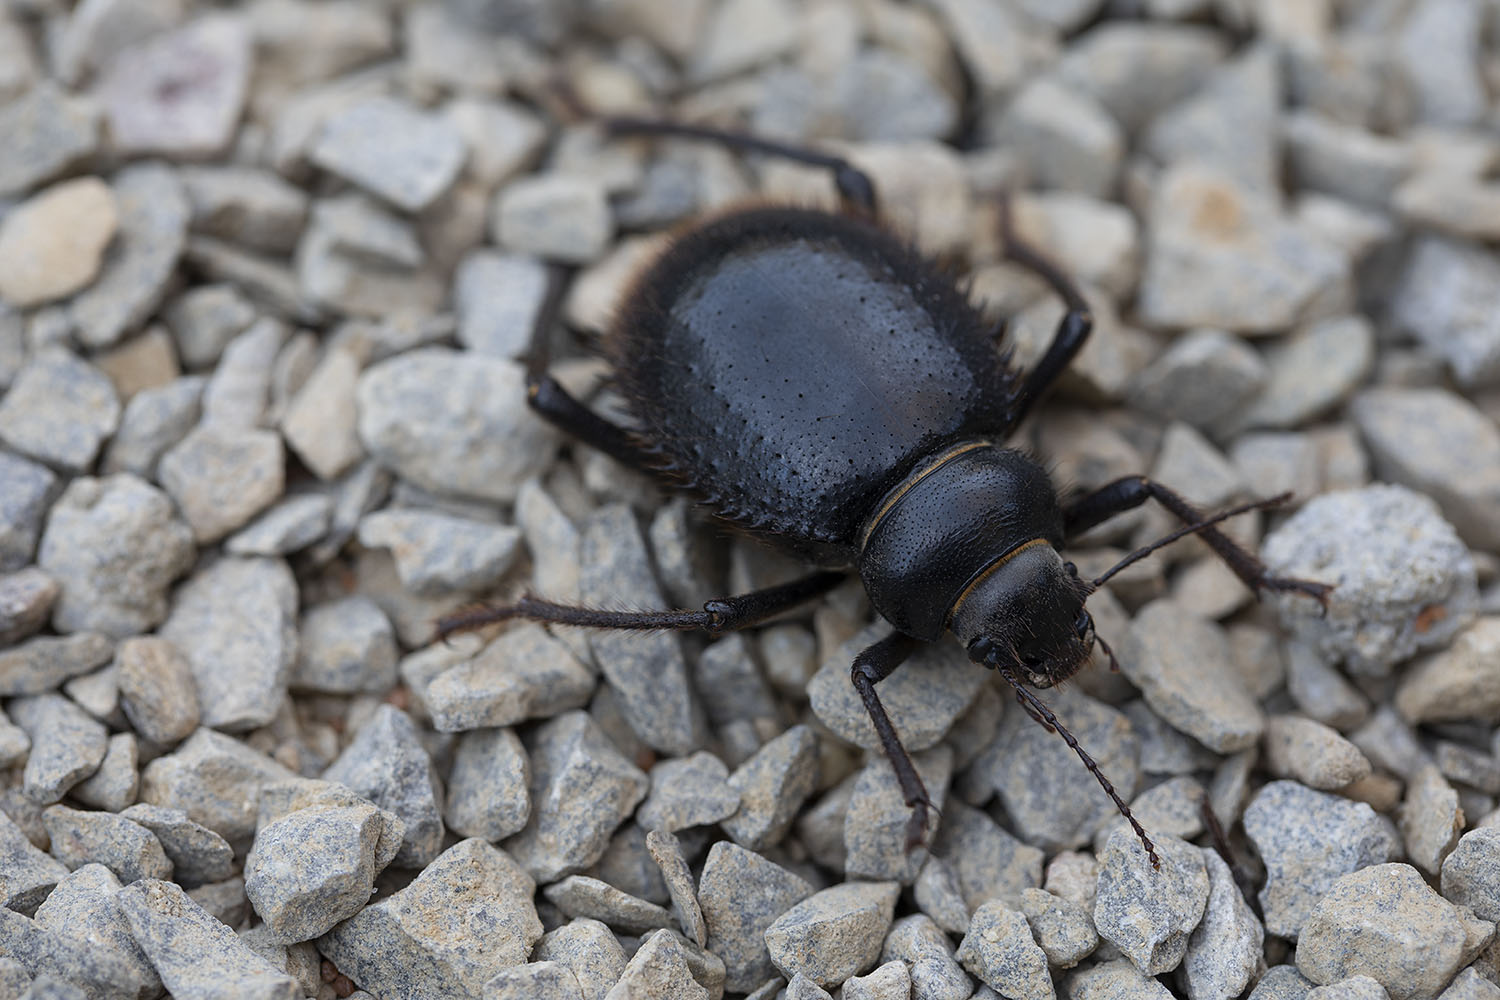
521;264;655;470
850;631;937;851
436;571;844;642
600;116;878;216
1065;476;1333;605
996;195;1093;426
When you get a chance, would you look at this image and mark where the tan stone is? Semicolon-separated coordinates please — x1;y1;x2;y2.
0;177;118;308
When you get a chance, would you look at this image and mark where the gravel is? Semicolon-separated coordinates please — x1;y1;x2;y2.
3;3;1497;995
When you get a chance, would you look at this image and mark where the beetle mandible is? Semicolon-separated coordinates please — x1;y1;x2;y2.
441;117;1332;866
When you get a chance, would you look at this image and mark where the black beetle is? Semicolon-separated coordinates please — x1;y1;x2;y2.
441;117;1331;866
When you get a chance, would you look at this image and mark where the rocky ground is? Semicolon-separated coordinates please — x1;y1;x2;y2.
2;0;1500;998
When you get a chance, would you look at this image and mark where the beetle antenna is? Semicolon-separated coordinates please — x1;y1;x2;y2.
997;665;1161;870
1089;493;1292;589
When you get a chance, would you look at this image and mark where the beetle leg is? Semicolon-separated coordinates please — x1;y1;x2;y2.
435;571;844;642
997;193;1093;425
601;116;878;216
849;631;934;852
1064;476;1333;606
518;264;657;470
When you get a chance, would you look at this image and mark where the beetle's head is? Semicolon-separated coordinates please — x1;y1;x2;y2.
948;541;1095;687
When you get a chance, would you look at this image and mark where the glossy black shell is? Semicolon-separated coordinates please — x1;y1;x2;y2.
609;205;1024;566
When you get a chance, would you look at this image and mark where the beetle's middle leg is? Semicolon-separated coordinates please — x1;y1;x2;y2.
1064;475;1332;603
997;195;1093;426
849;630;934;851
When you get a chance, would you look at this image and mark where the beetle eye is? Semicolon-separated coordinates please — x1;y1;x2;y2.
1063;560;1077;575
1075;612;1092;640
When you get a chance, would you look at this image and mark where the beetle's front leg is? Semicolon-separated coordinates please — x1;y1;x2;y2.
1064;475;1332;604
849;630;933;851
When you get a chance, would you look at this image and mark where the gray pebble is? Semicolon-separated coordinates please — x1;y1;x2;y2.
116;636;200;746
101;375;206;478
784;974;833;1000
1284;111;1413;209
1127;329;1267;430
291;595;396;694
238;927;322;998
1391;237;1500;388
495;173;614;264
179;165;309;255
645;829;706;948
532;918;628;1000
1065;958;1175;999
317;838;542;999
1236;315;1375;432
985;79;1121;198
1441;827;1500;922
158;557;298;732
1306;977;1394;1000
1183;848;1264;1000
158;423;285;544
1145;46;1280;194
445;726;530;842
697;840;814;993
1352;388;1500;554
357;348;559;503
1137;165;1349;334
1284;639;1371;731
956;901;1053;1000
357;508;521;597
0;633;112;697
455;250;549;359
38;474;195;637
544;875;674;935
1262;486;1478;676
1295;863;1485;1000
10;694;107;804
1264;714;1372;790
1250;965;1318;1000
323;704;444;868
0;349;120;471
1121;600;1263;753
1435;968;1500;1000
1349;707;1432;783
34;863;160;1000
70;731;138;811
931;798;1044;912
1435;741;1500;795
1055;22;1226;135
119;804;235;889
0;707;29;768
639;752;740;834
1243;780;1400;938
1014;888;1095;971
226;493;332;556
1093;829;1209;975
1396;618;1500;725
485;961;585;1000
504;710;648;883
881;914;970;1000
280;342;365;481
162;284;257;370
70;163;190;351
310;98;466;212
41;804;171;883
186;873;250;930
582;503;707;756
426;622;595;732
1394;0;1487;126
98;16;250;159
1122;699;1217;776
199;315;284;429
245;782;403;944
913;855;971;936
62;660;118;723
970;686;1139;851
0;809;68;915
0;567;56;645
842;960;911;1000
139;728;298;849
695;634;779;733
0;451;56;571
442;98;546;188
606;930;707;1000
116;879;299;999
844;746;952;882
1399;765;1462;876
722;724;819;852
809;626;984;753
0;82;98;197
765;881;900;989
